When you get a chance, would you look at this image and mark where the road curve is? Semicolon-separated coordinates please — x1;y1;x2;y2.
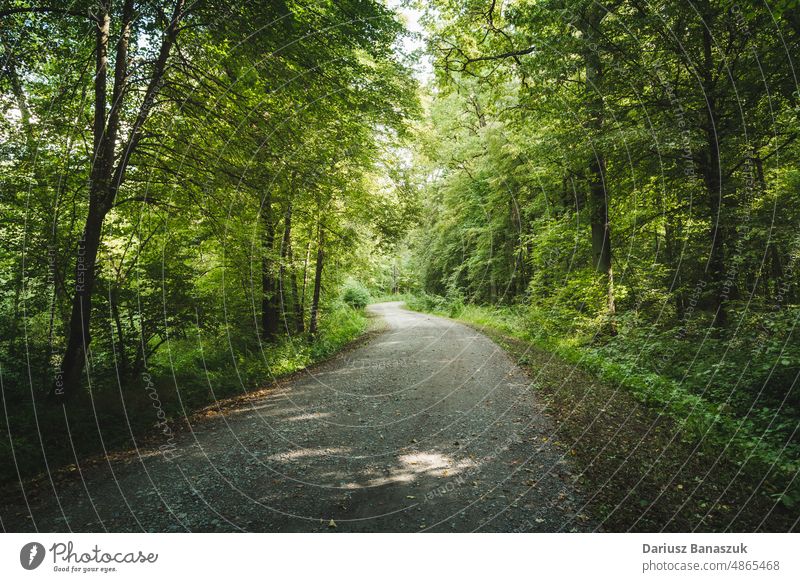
2;302;591;532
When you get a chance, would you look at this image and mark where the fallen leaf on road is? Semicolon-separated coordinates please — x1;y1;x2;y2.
328;519;336;528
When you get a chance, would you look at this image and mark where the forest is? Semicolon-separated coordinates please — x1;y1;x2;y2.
1;0;799;532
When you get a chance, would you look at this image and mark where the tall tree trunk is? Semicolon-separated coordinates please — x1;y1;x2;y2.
278;195;301;333
291;269;304;334
261;194;280;340
289;230;304;334
52;2;111;398
299;228;312;326
308;224;325;337
55;201;106;397
698;14;727;327
583;7;616;330
588;157;614;301
110;287;128;376
53;0;185;399
664;203;685;314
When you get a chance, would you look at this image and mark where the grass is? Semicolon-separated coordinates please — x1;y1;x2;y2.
404;296;798;531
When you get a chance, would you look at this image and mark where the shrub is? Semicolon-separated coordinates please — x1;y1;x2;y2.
341;280;370;309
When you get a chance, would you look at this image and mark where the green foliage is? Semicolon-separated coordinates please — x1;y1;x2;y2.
310;302;368;360
341;279;371;309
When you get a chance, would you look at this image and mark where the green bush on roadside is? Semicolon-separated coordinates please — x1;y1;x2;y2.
341;279;371;309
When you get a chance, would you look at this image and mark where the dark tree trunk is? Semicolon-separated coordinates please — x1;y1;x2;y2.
588;157;612;278
291;270;304;333
588;156;616;324
698;16;727;327
52;1;112;398
309;225;325;337
110;287;128;376
289;226;304;334
278;196;302;333
55;201;105;397
664;206;685;314
299;229;312;327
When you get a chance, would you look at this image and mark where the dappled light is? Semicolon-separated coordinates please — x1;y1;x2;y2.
340;452;477;489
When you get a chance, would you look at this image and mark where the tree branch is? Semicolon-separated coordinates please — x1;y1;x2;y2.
449;44;536;72
0;6;97;21
109;0;186;205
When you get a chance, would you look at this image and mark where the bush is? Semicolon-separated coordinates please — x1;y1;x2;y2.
341;280;370;309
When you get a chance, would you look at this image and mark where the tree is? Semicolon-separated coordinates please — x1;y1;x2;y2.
19;0;189;399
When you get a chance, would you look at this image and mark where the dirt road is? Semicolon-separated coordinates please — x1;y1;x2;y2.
2;302;591;532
